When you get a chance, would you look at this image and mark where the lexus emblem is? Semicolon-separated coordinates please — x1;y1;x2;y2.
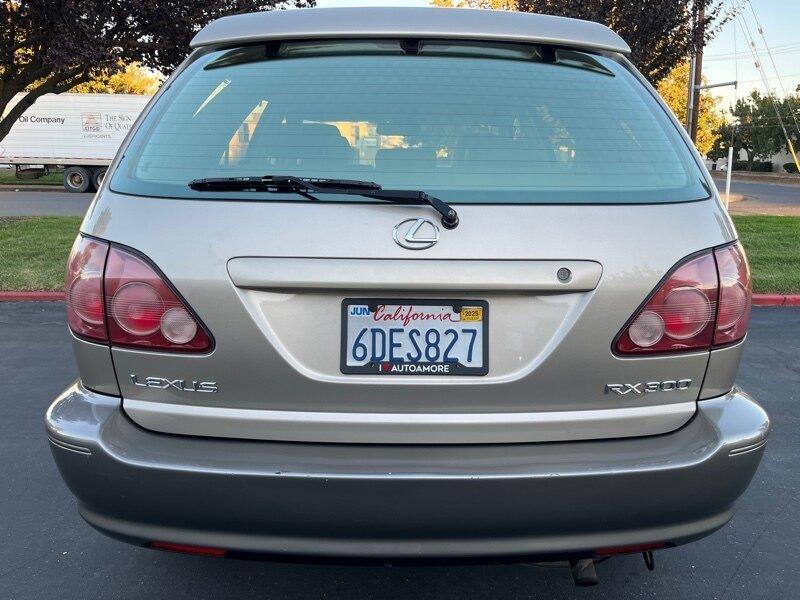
393;218;439;250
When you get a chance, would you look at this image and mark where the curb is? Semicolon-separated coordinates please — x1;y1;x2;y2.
752;294;800;307
2;291;799;306
0;291;65;301
723;193;750;203
0;184;65;192
711;173;800;186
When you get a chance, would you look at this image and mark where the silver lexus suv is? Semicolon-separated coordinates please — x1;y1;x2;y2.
47;7;769;581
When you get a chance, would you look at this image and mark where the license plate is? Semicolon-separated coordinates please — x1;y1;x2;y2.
340;299;488;376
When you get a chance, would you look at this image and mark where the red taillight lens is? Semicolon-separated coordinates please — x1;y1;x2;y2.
149;541;226;557
65;236;109;341
615;252;718;355
111;282;164;336
104;247;211;352
714;243;752;346
615;243;752;355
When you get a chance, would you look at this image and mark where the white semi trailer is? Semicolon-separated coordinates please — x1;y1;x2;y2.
0;93;151;192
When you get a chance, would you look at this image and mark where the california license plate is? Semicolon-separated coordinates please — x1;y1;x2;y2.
340;299;488;375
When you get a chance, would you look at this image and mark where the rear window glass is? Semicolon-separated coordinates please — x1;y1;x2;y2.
111;40;709;204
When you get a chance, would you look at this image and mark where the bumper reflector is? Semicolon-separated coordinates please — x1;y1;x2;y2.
149;541;227;557
595;541;667;557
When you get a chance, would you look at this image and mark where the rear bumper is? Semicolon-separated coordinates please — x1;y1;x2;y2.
46;383;769;559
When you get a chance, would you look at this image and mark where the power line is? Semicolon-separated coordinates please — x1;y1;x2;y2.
736;72;800;85
735;125;800;134
745;0;800;137
705;40;800;58
733;113;800;122
705;43;800;61
732;0;800;169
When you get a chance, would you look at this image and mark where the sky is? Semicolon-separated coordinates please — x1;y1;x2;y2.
702;1;800;110
308;0;800;115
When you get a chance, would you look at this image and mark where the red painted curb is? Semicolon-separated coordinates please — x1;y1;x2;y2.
752;294;800;307
0;291;65;301
1;291;799;305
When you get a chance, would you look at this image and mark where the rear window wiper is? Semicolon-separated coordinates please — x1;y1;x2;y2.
188;175;459;229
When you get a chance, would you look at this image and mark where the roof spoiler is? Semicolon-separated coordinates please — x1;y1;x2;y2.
190;7;631;55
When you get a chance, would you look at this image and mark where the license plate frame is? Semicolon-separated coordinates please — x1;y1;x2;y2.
340;298;489;376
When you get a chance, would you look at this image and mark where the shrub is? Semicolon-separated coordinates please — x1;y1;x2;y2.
732;160;773;172
784;162;799;174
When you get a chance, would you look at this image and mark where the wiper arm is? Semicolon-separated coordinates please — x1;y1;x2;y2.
188;175;459;229
359;187;459;229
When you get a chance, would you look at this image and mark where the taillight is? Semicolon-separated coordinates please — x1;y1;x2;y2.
65;236;109;342
65;235;212;352
714;244;752;346
105;246;212;352
615;243;751;355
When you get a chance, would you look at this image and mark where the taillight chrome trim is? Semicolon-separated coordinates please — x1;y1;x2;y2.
66;234;215;354
612;241;749;358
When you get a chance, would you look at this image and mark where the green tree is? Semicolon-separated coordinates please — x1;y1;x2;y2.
0;0;314;143
728;91;785;170
779;94;800;156
707;122;736;163
709;92;800;171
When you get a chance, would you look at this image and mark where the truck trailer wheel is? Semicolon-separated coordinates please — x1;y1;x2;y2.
91;167;108;190
63;167;91;193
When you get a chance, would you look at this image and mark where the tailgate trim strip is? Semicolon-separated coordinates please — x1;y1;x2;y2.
227;258;602;292
123;399;695;444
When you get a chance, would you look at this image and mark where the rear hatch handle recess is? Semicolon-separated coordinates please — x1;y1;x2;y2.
188;175;460;229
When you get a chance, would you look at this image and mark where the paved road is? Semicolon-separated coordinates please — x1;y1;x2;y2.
1;303;798;599
0;179;797;218
712;177;800;206
0;189;93;216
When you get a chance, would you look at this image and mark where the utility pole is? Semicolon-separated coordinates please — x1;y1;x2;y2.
689;0;706;142
686;2;705;142
686;55;697;135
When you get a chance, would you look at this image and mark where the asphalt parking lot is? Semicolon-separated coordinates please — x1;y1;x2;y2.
1;303;798;599
710;177;800;207
0;176;798;217
0;189;94;216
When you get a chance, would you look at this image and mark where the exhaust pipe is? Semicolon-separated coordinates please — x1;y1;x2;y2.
569;558;599;586
532;549;656;586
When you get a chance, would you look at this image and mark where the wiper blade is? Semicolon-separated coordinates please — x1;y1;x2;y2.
188;175;459;229
189;175;380;201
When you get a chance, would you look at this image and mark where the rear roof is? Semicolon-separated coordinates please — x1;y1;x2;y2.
190;7;630;55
